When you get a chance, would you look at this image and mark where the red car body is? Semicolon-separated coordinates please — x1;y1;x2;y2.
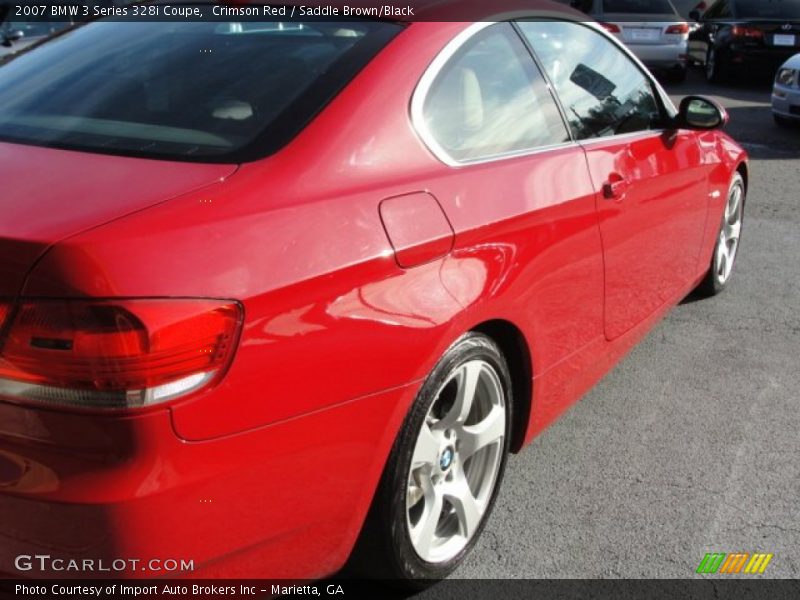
0;1;747;580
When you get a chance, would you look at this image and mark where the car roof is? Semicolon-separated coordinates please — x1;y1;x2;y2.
274;0;585;22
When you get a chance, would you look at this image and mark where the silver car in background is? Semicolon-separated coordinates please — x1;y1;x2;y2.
567;0;691;82
773;53;800;127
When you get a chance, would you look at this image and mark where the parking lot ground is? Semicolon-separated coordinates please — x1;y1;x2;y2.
448;66;800;580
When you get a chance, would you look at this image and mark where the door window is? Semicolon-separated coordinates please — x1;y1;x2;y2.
518;21;664;140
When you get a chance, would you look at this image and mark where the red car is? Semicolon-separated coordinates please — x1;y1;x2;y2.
0;0;747;584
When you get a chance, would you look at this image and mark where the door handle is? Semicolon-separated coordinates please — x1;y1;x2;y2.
603;174;628;200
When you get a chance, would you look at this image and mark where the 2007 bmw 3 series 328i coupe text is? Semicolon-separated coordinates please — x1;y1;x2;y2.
0;0;748;584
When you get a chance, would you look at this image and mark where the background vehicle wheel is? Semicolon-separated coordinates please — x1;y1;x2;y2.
696;172;745;297
705;48;726;83
348;332;513;585
774;114;796;128
667;65;687;83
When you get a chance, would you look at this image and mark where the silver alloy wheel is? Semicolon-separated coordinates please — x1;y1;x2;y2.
406;360;506;563
715;179;744;285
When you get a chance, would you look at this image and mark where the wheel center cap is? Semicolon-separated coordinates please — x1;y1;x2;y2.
439;447;454;471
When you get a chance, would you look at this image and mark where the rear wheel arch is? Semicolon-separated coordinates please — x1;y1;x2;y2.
471;319;533;454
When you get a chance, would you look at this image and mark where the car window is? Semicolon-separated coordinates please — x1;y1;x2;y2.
704;0;732;18
602;0;676;14
517;21;664;141
0;20;400;162
734;0;800;19
420;23;570;163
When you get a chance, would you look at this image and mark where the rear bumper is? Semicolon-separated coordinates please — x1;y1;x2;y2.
0;382;416;579
724;45;799;72
629;42;688;69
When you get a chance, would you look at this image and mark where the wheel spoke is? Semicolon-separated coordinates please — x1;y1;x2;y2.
725;219;741;242
443;475;482;539
438;361;482;430
716;235;727;275
411;422;440;469
411;480;443;557
726;241;738;277
727;186;742;222
458;405;505;459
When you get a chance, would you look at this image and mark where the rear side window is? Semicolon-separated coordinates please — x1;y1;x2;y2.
420;23;570;163
734;0;800;19
518;21;663;140
0;20;400;162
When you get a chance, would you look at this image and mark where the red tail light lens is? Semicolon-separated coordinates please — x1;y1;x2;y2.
0;302;9;332
731;26;764;39
0;299;242;410
600;22;622;34
665;23;690;35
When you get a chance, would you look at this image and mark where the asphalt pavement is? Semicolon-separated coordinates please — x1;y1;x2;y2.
448;67;800;580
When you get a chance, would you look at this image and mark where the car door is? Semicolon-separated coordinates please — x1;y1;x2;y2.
412;22;606;376
519;20;709;340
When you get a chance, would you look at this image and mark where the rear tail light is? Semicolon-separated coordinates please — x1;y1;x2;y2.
665;23;690;35
731;25;764;39
0;302;9;332
0;299;242;410
600;22;622;34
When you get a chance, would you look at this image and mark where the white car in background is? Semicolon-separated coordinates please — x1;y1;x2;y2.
566;0;691;82
773;53;800;127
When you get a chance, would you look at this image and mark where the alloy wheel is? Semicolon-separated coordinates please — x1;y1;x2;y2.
405;359;506;563
714;178;744;285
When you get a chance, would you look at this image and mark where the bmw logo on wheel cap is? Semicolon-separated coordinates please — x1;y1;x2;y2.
439;447;454;471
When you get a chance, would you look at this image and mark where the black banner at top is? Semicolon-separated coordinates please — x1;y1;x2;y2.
1;0;700;23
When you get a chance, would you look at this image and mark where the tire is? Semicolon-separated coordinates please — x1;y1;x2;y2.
696;172;745;297
705;47;727;83
774;114;796;128
668;65;687;84
347;332;513;586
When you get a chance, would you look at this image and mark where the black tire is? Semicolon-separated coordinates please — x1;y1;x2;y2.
705;47;727;83
667;65;688;84
696;172;746;297
347;332;513;587
774;114;796;128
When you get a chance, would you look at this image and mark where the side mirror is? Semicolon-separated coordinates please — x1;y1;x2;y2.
689;9;701;21
676;96;728;130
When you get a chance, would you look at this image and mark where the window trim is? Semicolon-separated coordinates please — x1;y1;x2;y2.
410;17;678;168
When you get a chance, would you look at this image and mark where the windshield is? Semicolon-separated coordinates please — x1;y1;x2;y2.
735;0;800;19
603;0;677;14
0;19;401;162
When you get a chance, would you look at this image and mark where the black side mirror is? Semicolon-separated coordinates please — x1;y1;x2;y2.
676;96;729;130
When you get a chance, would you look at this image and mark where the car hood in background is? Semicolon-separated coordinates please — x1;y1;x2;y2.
781;52;800;69
0;142;236;295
